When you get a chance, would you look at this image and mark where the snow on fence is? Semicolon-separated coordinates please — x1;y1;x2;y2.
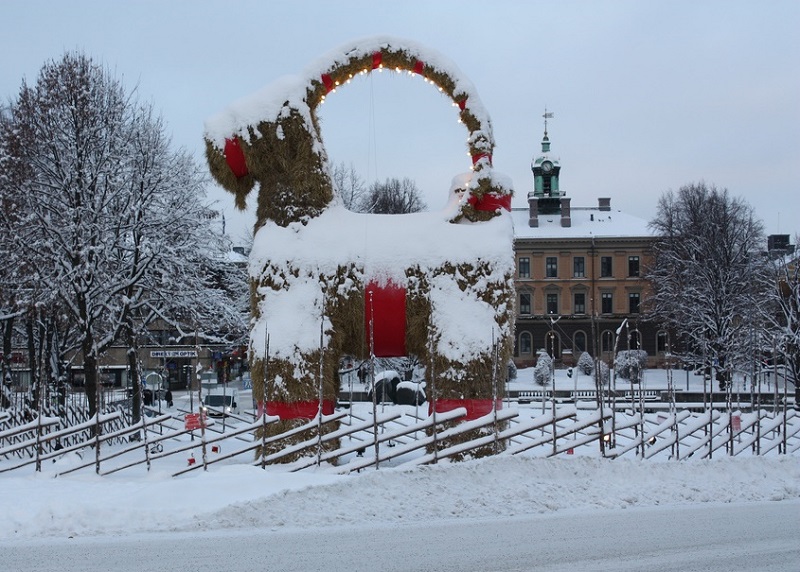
0;402;798;477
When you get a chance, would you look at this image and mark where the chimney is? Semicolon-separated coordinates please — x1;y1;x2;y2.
598;197;611;211
560;197;571;227
528;194;539;227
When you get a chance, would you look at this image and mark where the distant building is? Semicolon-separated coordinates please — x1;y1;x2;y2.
512;124;663;368
3;246;250;392
767;234;795;258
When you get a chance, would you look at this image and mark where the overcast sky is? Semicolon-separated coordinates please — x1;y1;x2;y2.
2;0;798;243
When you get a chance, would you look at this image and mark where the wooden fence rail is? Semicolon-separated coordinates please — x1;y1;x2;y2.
1;403;798;477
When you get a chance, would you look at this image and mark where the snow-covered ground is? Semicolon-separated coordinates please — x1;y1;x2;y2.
1;455;798;571
2;454;797;541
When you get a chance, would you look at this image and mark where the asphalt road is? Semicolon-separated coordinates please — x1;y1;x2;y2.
2;501;797;572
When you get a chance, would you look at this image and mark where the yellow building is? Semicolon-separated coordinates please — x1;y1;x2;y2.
512;126;663;368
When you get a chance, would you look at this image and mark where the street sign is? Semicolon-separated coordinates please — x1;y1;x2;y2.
184;413;205;430
151;350;198;358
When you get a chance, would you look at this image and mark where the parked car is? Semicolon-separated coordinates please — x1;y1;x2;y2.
201;391;239;417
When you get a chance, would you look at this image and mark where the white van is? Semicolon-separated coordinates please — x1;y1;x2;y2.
201;388;239;417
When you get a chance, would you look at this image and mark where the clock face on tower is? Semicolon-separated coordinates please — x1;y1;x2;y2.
541;160;553;173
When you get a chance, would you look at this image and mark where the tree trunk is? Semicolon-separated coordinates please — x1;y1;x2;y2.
126;325;142;426
1;317;13;407
83;339;99;419
26;316;37;407
44;318;56;386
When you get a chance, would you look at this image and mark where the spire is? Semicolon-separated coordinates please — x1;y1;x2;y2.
542;108;553;153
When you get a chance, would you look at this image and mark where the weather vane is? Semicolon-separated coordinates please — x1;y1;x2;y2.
543;107;554;137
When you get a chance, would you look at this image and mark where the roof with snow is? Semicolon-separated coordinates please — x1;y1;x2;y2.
511;206;654;240
531;153;560;171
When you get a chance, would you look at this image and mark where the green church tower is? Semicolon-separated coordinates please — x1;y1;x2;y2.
530;109;563;215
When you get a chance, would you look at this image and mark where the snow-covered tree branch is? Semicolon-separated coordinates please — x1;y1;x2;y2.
0;52;246;418
645;182;771;389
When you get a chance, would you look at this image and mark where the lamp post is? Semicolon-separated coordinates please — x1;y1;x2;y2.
145;372;163;434
549;316;561;455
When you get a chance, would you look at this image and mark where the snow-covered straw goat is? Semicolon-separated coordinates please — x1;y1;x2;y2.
204;37;515;459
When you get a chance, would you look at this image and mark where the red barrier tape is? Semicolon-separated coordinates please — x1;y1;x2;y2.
430;398;503;421
258;400;336;420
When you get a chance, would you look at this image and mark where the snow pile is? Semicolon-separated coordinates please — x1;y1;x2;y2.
1;456;796;540
249;203;515;361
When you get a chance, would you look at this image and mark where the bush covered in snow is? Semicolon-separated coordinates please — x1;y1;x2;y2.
577;351;594;375
507;360;518;381
615;350;648;381
533;350;553;385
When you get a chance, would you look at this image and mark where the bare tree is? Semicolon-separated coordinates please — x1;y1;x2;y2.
331;161;366;211
645;182;770;389
357;177;427;214
0;52;246;420
768;236;800;401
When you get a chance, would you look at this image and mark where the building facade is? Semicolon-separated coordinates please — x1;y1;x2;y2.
512;127;664;368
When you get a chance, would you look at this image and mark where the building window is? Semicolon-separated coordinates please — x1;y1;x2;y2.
601;292;613;314
628;292;641;314
628;329;641;350
574;331;587;353
601;256;613;277
546;293;558;315
519;332;532;355
573;256;585;278
573;292;586;314
656;331;668;354
519;292;531;315
545;256;558;278
518;257;530;278
628;256;640;277
601;330;614;353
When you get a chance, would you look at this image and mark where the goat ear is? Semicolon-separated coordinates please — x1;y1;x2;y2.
205;138;256;204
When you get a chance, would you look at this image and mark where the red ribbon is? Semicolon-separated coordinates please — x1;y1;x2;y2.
372;51;382;69
365;280;407;357
223;138;248;178
470;152;492;166
467;192;512;212
457;97;468;110
321;73;334;93
413;60;425;75
430;399;503;421
259;400;336;420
